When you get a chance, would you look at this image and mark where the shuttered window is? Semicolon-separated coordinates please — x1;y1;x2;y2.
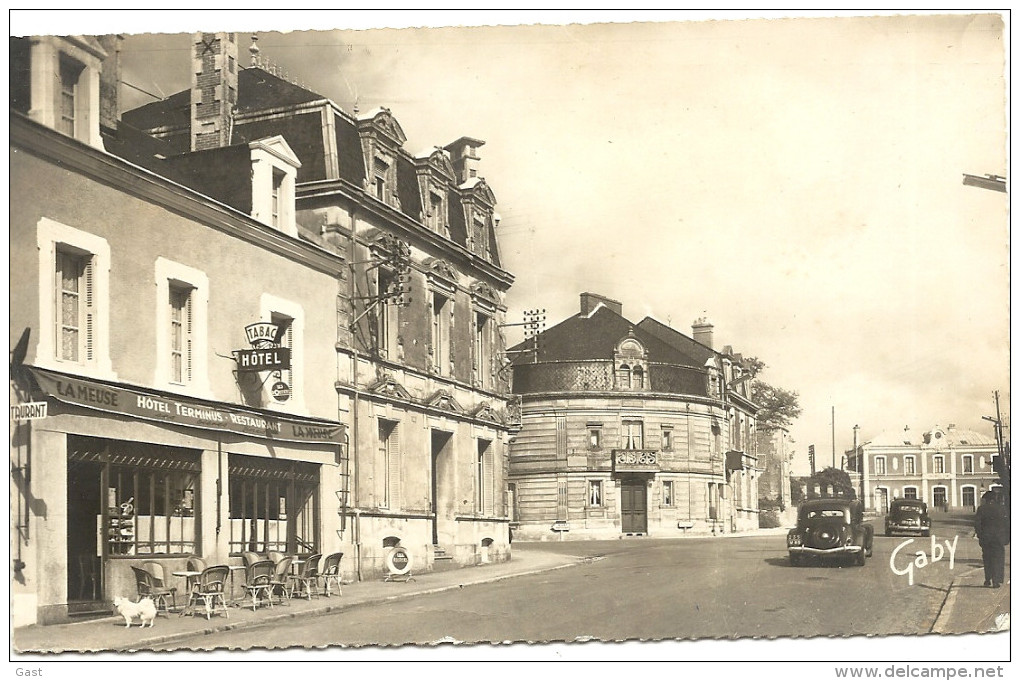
169;285;193;384
477;439;494;515
56;249;94;363
378;419;401;509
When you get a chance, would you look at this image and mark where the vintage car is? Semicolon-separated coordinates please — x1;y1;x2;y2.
787;498;874;566
884;498;932;537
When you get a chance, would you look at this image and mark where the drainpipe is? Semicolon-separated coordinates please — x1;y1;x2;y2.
348;205;363;582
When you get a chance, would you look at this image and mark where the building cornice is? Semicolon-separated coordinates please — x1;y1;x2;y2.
516;391;727;411
298;178;514;290
11;113;345;277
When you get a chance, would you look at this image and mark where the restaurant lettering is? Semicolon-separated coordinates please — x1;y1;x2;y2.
29;368;343;445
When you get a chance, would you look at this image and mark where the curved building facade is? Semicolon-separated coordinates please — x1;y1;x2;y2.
508;293;761;541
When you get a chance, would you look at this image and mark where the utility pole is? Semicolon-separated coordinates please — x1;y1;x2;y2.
982;390;1009;498
831;406;836;469
853;424;862;503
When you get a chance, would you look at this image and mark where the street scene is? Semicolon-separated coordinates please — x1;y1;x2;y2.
8;9;1009;669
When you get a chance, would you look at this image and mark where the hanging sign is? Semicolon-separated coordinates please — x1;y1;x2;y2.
384;546;415;582
11;401;48;421
235;322;291;372
271;381;292;402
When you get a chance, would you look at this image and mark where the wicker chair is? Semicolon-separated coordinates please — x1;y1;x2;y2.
267;551;285;564
241;551;263;568
131;565;176;617
320;552;343;597
269;556;293;605
186;565;230;620
240;560;275;611
289;553;321;600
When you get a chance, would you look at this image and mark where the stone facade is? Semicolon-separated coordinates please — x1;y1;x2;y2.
508;295;761;540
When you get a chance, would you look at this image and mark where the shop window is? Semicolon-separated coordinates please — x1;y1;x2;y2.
588;480;603;507
228;454;320;556
67;438;201;557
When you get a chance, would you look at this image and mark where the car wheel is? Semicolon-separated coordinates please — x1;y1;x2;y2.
855;549;866;567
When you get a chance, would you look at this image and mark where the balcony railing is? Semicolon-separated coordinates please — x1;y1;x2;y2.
612;449;659;473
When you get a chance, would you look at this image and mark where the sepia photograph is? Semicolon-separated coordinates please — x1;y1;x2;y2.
7;9;1010;672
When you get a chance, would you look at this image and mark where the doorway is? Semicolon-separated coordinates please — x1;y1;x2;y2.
66;459;104;613
430;429;453;546
620;478;648;534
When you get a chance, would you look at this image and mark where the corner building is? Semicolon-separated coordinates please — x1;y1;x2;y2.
508;294;760;540
122;33;516;577
10;34;345;625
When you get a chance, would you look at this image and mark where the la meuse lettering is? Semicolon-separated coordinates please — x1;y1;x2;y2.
57;380;119;407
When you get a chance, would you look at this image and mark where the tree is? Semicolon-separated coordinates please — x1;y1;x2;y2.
806;467;857;500
744;357;802;430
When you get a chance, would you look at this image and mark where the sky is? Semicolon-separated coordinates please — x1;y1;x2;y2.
11;10;1009;477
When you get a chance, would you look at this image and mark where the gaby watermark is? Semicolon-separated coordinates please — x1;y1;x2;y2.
889;534;958;586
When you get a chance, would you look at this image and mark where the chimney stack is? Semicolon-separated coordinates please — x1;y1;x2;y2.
580;292;623;317
692;317;714;349
191;32;238;151
96;34;123;133
444;136;485;184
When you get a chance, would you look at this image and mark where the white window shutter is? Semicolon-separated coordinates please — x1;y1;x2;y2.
387;423;401;510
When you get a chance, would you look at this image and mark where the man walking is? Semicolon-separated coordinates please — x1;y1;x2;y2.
974;491;1009;588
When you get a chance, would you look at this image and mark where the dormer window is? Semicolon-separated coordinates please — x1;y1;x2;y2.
58;56;83;137
374;158;390;201
22;36;105;148
428;189;446;233
249;136;301;237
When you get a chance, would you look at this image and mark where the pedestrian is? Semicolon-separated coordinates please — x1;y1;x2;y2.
973;491;1010;588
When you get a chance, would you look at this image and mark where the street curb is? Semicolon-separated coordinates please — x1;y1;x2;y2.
113;558;583;652
929;566;983;635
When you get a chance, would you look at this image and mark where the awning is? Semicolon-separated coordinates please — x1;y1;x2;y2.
28;367;345;445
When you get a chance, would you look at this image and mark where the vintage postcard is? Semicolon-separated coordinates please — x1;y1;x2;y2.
8;9;1010;670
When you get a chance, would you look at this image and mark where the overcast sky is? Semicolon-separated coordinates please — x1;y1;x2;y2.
13;11;1009;476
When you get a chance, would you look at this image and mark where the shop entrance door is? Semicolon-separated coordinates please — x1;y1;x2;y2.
620;479;648;534
66;459;104;614
430;430;453;547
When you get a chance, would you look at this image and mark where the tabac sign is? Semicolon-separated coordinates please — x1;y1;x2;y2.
234;322;291;373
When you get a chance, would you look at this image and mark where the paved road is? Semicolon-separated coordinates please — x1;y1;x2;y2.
156;523;980;650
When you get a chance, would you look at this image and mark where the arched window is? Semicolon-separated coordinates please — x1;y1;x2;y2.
617;363;631;389
632;365;644;390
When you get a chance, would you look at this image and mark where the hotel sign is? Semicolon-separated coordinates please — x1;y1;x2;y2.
235;347;291;372
235;322;291;373
29;367;343;445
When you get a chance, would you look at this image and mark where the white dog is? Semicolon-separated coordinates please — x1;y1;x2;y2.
113;596;157;628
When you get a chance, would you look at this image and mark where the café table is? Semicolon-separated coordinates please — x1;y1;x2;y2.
172;570;202;616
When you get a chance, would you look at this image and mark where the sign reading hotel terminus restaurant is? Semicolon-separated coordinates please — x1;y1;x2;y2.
28;367;342;445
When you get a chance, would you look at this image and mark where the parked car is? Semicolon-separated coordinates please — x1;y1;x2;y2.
787;498;874;567
884;499;932;537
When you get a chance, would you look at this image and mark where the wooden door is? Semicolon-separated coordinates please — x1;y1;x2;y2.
620;480;648;534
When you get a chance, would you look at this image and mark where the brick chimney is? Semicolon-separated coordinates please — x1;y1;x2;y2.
444;136;485;184
692;317;714;348
191;32;238;151
96;34;122;133
580;292;623;317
